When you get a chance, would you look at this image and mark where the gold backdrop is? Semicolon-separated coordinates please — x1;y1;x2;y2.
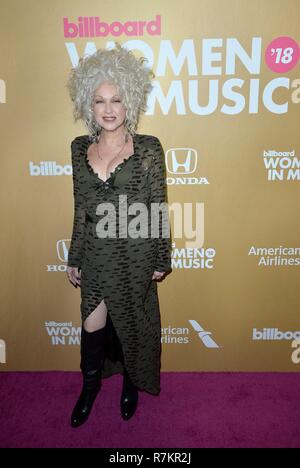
1;0;299;372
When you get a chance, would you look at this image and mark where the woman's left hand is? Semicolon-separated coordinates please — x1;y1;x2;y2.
152;270;166;280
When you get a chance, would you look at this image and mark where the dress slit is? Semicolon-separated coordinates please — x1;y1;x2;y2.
81;291;126;369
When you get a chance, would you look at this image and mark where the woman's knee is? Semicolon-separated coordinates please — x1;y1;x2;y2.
83;299;108;332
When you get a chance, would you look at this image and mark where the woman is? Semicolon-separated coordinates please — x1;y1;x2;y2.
66;43;172;428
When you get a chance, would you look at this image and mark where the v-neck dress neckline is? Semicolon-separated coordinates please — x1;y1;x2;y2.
84;133;138;184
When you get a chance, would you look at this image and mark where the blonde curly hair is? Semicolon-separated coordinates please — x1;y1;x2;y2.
66;42;155;141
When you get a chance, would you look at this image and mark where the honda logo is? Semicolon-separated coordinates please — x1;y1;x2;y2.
57;239;71;262
0;339;6;364
166;148;197;174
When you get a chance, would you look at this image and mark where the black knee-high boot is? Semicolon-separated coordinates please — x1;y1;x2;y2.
119;345;139;421
120;368;139;420
71;325;106;428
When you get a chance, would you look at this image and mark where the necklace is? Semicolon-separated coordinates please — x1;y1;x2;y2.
96;132;130;162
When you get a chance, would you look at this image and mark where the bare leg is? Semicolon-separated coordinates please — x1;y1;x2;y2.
83;299;108;332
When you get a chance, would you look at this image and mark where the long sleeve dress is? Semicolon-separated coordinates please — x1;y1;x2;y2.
67;133;172;395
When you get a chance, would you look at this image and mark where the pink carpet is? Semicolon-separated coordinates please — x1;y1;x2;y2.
0;371;299;448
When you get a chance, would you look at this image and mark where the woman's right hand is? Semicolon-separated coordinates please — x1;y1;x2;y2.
67;266;81;287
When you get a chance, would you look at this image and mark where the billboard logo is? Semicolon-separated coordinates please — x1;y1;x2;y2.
63;15;161;38
253;328;300;340
171;244;215;269
29;161;72;176
263;150;300;181
45;322;81;346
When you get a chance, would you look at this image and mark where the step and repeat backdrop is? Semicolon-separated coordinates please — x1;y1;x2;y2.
0;0;299;372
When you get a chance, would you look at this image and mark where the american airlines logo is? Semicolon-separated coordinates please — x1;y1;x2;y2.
165;148;209;185
29;161;72;176
248;244;300;267
189;320;220;348
47;239;71;272
161;321;219;348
